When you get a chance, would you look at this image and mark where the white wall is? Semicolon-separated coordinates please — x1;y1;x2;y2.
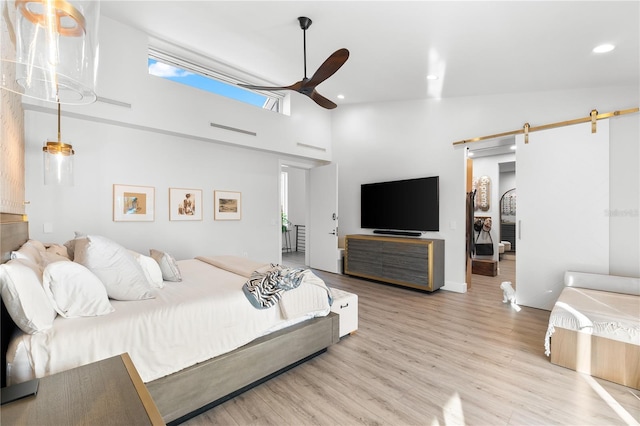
22;16;327;262
54;17;332;162
333;86;639;291
24;109;322;262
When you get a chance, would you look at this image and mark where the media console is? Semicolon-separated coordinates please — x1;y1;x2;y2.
344;234;444;292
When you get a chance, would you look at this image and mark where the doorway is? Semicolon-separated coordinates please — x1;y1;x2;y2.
467;138;517;289
281;164;308;269
278;161;340;273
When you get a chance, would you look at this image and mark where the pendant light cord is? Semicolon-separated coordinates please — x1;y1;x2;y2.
57;102;62;142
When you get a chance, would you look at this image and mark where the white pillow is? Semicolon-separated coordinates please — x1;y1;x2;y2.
27;239;47;252
11;241;43;266
0;259;57;334
73;235;155;301
63;231;87;260
45;243;70;259
150;249;182;282
40;251;71;268
129;251;164;289
42;262;115;318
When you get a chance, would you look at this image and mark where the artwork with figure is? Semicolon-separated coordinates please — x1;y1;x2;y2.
170;188;203;221
124;192;147;215
179;193;195;215
113;184;155;222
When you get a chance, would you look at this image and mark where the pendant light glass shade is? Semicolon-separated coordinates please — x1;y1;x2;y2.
1;0;100;104
43;103;74;185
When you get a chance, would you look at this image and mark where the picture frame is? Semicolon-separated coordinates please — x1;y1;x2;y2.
113;184;155;222
214;190;242;220
169;188;203;221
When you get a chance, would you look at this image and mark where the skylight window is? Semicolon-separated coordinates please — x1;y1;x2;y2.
148;52;281;112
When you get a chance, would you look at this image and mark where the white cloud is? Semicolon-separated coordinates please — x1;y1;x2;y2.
148;62;191;78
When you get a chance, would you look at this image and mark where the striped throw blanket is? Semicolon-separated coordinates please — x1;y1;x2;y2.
242;264;308;309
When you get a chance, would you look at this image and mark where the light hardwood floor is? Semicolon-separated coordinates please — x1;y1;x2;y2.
184;258;640;425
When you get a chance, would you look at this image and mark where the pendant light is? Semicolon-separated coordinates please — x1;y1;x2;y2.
1;0;100;104
43;103;74;185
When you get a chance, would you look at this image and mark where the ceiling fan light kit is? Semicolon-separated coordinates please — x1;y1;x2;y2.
239;16;349;109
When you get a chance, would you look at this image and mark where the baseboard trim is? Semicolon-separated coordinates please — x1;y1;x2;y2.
441;281;467;293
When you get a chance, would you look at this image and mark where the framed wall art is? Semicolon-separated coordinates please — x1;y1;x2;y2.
113;184;155;222
214;190;241;220
169;188;203;221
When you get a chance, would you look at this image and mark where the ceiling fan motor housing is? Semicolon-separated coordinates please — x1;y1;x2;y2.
298;17;312;30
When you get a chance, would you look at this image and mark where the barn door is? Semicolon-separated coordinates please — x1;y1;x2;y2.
515;121;609;310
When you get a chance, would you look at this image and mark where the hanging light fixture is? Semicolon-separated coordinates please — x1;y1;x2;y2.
1;0;100;104
43;102;74;185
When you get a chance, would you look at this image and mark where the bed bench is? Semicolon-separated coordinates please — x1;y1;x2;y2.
545;271;640;389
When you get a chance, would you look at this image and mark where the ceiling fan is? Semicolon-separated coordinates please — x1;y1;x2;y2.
239;17;349;109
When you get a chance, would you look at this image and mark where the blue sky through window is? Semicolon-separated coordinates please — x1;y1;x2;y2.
148;58;269;108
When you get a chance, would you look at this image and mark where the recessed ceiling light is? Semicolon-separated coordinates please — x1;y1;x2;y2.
337;94;345;99
510;145;516;150
593;44;615;53
426;74;439;80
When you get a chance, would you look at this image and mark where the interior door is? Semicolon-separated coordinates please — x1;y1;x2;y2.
309;163;339;273
515;121;609;310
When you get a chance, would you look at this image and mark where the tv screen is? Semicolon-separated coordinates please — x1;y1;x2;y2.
361;176;439;232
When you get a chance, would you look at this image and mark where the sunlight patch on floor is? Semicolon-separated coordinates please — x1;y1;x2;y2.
430;392;466;426
581;374;640;426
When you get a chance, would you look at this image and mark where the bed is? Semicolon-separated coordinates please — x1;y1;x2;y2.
545;271;640;390
0;217;340;424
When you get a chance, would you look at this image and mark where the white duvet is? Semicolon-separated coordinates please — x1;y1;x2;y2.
7;259;331;384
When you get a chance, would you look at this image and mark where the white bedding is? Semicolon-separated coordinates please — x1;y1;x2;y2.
544;287;640;356
6;259;331;385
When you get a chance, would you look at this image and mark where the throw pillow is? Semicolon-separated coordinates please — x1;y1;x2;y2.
0;258;57;334
42;261;114;318
149;249;182;282
73;235;155;300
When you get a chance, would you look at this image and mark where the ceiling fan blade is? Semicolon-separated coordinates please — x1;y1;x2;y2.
238;18;347;109
305;48;349;88
238;81;303;92
308;89;337;109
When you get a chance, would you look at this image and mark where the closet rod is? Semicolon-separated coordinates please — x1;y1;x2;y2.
452;107;639;146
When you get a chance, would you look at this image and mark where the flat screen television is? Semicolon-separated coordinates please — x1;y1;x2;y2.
361;176;439;232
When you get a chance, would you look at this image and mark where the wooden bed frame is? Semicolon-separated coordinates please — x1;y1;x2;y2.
0;215;340;424
550;327;640;390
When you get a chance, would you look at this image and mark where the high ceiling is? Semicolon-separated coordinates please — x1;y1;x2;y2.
101;1;639;106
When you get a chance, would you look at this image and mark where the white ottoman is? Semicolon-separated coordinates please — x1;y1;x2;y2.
330;288;358;337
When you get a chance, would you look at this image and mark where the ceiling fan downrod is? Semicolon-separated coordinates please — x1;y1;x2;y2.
298;16;312;79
